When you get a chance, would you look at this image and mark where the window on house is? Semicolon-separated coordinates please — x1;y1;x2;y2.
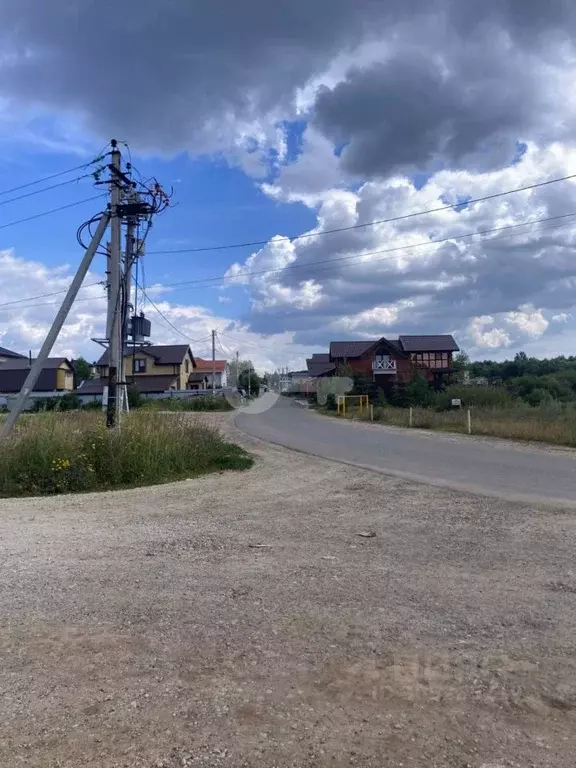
185;359;189;373
133;359;146;373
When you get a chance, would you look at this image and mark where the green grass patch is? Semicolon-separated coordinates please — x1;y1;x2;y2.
0;411;252;497
141;396;233;412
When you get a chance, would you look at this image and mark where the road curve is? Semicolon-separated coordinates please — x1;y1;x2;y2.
235;394;576;505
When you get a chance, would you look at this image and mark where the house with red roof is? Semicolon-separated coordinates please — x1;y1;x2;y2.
190;357;228;390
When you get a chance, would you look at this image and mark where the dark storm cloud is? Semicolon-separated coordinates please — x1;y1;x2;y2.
313;3;576;178
2;0;572;171
0;0;396;151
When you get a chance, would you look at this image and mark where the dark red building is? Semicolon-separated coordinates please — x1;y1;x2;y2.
306;335;459;388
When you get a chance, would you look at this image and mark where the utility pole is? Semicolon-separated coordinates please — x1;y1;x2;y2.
211;329;216;395
121;208;136;412
248;361;251;398
106;140;123;428
236;350;239;390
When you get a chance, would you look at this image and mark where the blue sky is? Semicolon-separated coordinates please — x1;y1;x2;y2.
0;135;315;324
1;1;576;369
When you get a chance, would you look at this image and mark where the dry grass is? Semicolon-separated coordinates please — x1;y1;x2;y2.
338;403;576;447
0;411;252;497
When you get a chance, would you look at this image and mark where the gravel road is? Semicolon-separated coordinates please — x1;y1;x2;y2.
0;414;575;767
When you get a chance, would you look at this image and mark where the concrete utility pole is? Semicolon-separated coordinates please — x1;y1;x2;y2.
121;210;136;412
106;141;123;428
211;329;216;395
1;213;110;438
235;350;239;389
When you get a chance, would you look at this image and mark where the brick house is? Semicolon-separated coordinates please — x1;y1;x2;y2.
308;335;459;389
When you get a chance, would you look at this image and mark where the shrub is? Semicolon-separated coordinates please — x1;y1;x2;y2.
0;411;252;497
325;393;337;411
433;386;513;411
82;399;103;410
32;393;82;412
146;396;233;412
127;385;143;409
406;372;431;406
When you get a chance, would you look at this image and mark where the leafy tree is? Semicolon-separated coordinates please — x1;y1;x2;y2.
238;369;260;397
335;361;355;378
352;374;374;396
406;372;431;406
228;358;254;388
325;393;337;411
391;383;410;408
74;356;94;384
525;388;552;407
453;351;470;372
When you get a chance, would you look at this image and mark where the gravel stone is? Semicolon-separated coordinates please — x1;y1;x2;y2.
0;413;574;766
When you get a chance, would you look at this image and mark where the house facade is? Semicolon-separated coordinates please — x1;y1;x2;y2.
78;344;197;399
0;357;75;395
307;335;459;389
192;357;228;389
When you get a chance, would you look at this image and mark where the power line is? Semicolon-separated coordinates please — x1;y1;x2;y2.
0;194;106;232
146;172;576;256
0;282;102;310
148;210;576;294
137;283;215;344
0;294;106;314
3;210;569;320
0;156;106;198
0;172;100;209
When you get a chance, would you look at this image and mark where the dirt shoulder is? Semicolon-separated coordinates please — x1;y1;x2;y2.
0;414;575;767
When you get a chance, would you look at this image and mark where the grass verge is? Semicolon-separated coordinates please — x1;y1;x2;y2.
141;396;233;412
0;411;252;497
320;403;576;448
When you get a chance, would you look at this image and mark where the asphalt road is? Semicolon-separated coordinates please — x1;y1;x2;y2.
235;394;576;504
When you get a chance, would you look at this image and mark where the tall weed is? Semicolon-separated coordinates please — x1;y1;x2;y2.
0;411;251;497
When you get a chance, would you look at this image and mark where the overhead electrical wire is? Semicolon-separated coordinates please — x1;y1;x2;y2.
0;194;107;232
0;155;107;198
145;172;576;256
0;282;103;310
1;209;574;319
0;172;105;209
136;282;215;345
0;294;106;314
141;210;576;295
